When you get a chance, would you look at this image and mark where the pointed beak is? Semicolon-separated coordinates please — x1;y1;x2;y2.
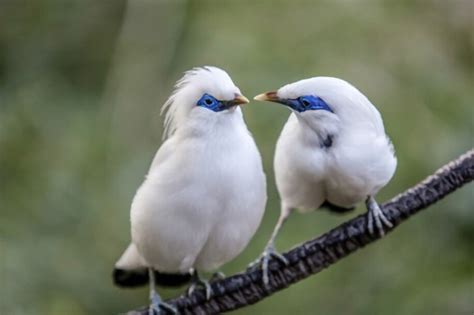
231;94;250;106
253;91;281;103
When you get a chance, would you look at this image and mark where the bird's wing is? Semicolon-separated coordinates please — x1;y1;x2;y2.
147;137;176;173
113;243;192;288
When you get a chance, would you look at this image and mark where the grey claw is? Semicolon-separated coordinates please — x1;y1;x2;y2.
159;303;178;315
252;246;288;286
210;271;225;282
149;292;177;314
268;249;289;266
366;196;393;237
187;274;212;300
379;211;393;227
262;255;270;286
205;283;212;300
149;305;157;315
186;283;195;296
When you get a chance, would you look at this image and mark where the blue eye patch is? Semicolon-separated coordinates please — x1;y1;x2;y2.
197;93;238;112
282;95;333;113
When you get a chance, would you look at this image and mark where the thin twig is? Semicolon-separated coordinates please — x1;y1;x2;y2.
127;149;474;315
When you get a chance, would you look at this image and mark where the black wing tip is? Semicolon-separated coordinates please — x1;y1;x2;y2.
113;268;192;288
320;201;355;214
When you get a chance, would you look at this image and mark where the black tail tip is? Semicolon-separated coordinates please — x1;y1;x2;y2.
320;201;355;214
113;268;192;288
154;271;192;287
113;268;149;288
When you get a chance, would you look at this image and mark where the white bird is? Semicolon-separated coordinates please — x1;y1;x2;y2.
252;77;397;285
113;66;267;314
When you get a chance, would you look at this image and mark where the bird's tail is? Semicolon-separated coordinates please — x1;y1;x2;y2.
113;268;192;288
320;200;355;214
113;243;192;288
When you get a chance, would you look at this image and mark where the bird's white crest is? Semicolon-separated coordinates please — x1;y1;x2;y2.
161;66;242;139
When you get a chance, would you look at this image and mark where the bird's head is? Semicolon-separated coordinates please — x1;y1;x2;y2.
254;77;381;136
161;66;249;139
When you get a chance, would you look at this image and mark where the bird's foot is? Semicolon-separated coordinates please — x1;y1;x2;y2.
149;291;177;315
210;271;225;282
187;271;212;300
248;245;289;286
366;196;393;237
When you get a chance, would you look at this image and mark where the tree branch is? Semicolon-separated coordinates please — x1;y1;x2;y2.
128;149;474;315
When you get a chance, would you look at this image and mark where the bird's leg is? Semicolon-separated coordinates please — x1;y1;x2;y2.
248;206;292;286
148;268;177;315
366;196;393;237
186;269;212;300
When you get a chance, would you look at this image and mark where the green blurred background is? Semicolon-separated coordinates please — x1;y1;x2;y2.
1;1;473;314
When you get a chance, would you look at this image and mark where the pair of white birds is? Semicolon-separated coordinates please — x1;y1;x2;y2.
113;66;397;314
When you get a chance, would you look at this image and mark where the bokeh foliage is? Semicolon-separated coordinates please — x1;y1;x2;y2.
0;1;473;314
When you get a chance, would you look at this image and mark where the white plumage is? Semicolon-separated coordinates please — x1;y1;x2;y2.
274;77;396;210
115;66;267;311
253;77;397;284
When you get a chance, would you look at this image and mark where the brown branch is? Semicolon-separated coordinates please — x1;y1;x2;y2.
128;149;474;315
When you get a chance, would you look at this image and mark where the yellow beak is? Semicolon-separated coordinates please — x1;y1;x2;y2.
232;94;250;105
253;91;280;102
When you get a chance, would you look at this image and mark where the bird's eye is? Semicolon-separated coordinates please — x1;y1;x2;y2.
205;98;213;105
301;99;310;107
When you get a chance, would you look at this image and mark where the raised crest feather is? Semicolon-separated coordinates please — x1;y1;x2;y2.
160;66;233;140
160;67;201;140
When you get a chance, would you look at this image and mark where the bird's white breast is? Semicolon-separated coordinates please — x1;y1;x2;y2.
275;111;396;211
274;114;327;211
131;109;266;273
